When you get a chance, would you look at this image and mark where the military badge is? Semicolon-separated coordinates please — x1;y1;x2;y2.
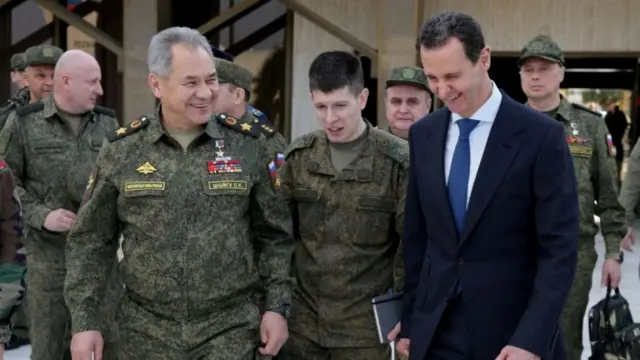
0;160;6;169
136;162;157;174
401;67;416;79
267;160;278;188
42;47;54;57
606;134;616;157
83;167;98;200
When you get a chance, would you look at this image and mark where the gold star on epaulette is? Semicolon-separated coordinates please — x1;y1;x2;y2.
241;123;252;131
106;116;150;142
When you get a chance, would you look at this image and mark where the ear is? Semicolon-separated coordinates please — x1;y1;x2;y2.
358;88;369;110
148;73;161;99
234;87;245;105
479;46;491;71
558;66;565;83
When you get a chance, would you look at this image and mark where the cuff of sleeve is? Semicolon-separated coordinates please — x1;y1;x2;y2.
0;324;11;344
27;204;52;230
264;285;292;309
71;316;100;335
604;234;622;257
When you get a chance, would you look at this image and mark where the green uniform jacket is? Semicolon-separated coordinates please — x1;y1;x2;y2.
552;99;625;256
0;95;119;246
0;87;30;133
620;142;640;226
64;112;294;333
0;159;26;344
279;123;408;347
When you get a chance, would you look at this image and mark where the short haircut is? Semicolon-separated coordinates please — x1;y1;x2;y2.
417;11;486;64
308;51;364;95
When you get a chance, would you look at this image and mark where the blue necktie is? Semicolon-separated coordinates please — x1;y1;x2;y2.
448;119;480;234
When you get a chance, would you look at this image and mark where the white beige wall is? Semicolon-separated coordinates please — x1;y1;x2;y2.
423;0;640;53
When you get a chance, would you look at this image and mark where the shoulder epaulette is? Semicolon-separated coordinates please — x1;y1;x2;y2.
93;105;117;118
373;129;410;170
15;102;44;118
217;113;261;138
571;103;602;117
106;116;150;142
284;132;317;159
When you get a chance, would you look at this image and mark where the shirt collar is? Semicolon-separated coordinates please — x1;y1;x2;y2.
451;81;502;123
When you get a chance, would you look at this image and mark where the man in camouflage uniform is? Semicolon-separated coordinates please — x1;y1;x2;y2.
383;66;431;140
9;53;26;88
279;51;408;360
0;156;27;358
65;27;293;360
518;34;626;360
213;58;288;156
0;45;64;132
0;49;121;360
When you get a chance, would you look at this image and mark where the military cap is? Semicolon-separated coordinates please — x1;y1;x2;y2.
215;58;253;93
24;45;63;67
10;53;26;71
518;35;565;67
386;66;428;91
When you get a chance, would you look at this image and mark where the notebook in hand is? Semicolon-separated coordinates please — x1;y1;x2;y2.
371;292;403;344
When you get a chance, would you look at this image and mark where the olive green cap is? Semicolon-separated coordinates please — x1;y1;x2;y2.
24;45;64;67
386;66;428;91
214;58;253;93
518;35;565;67
10;53;26;71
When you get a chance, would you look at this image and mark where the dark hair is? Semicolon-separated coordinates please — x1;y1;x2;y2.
308;51;364;95
417;11;486;64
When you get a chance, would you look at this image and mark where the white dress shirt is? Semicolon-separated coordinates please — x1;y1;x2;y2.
444;81;503;207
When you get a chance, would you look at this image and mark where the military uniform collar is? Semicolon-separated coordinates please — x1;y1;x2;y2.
42;93;58;119
307;120;375;180
147;107;224;144
555;95;573;123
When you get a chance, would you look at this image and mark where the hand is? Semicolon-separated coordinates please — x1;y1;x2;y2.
70;330;103;360
387;322;401;342
0;342;4;360
495;345;539;360
622;226;635;252
258;311;288;356
602;258;622;288
43;208;77;232
396;338;410;357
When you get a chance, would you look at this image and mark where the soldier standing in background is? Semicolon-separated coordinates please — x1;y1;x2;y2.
279;51;408;360
9;53;26;88
0;156;27;359
64;27;293;360
213;58;288;155
383;66;431;140
518;34;625;360
0;45;64;132
0;49;121;360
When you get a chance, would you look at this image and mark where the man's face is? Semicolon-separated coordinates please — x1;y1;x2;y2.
212;83;241;115
149;44;218;126
519;58;564;101
64;61;103;113
421;37;490;117
10;70;25;88
311;86;368;143
385;85;431;134
24;65;54;101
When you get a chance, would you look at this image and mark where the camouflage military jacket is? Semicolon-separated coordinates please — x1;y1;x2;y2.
64;112;294;333
552;98;625;256
0;159;26;343
0;87;30;132
0;94;118;248
236;109;288;154
279;123;408;347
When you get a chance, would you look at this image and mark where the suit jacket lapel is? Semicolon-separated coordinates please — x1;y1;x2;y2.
459;95;526;246
424;110;458;240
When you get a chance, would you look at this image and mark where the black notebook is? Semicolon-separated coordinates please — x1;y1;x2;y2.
371;292;403;344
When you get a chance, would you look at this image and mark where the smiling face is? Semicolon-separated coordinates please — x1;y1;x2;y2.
149;43;219;127
420;37;491;118
311;86;368;143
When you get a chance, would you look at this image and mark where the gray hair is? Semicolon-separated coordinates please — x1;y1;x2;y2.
147;27;213;78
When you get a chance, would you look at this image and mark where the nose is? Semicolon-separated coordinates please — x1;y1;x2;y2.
96;83;104;96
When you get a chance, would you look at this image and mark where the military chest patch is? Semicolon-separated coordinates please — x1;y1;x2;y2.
566;135;592;157
124;181;165;192
207;180;247;190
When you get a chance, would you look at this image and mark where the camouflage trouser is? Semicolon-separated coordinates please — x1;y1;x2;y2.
116;294;261;360
27;240;121;360
561;246;597;360
284;331;390;360
11;243;28;340
0;263;26;343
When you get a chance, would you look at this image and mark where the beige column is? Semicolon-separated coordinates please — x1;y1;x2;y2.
122;0;158;124
376;0;421;128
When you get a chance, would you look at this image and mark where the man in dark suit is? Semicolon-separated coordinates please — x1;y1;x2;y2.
395;12;579;360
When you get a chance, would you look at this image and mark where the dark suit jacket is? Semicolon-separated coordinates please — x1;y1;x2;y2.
399;93;579;360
